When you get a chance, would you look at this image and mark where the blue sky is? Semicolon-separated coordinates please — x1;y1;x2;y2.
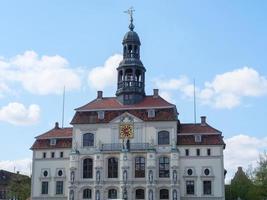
0;1;267;181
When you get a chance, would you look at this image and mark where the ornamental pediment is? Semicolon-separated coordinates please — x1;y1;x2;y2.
110;112;143;124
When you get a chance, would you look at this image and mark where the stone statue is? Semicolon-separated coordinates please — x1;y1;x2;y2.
70;171;75;183
96;190;100;200
96;170;100;183
149;170;153;184
69;190;74;200
123;170;128;183
173;170;177;183
173;189;177;200
149;190;153;200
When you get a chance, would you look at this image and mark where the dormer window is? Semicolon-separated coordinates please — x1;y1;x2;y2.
97;111;105;120
50;138;57;146
195;135;202;143
147;109;155;118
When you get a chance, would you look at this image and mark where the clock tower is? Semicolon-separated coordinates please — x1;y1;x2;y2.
116;8;146;105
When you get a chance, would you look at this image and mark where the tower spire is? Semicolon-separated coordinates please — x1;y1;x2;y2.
116;8;146;105
124;6;135;31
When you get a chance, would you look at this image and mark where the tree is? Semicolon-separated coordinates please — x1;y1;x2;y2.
254;152;267;198
7;174;31;200
230;167;254;200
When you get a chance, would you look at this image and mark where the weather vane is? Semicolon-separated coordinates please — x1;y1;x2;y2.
124;6;135;31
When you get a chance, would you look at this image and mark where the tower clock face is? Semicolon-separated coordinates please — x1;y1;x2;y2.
119;123;134;139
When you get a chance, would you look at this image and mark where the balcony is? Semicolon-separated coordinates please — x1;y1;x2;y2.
100;143;150;152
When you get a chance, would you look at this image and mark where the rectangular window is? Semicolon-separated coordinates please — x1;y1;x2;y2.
50;138;57;146
196;149;200;156
60;152;64;158
203;181;212;195
185;149;189;156
43;152;46;158
147;109;155;118
51;152;55;158
186;180;194;195
41;181;49;194
207;148;211;156
56;181;64;195
158;131;170;145
97;111;105;119
194;134;202;142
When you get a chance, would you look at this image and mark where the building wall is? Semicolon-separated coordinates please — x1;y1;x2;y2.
31;149;70;200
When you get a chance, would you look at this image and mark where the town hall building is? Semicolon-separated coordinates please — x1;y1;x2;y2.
31;11;226;200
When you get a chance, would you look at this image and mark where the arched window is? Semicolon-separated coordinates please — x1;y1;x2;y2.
108;189;117;199
135;157;145;178
108;158;118;178
83;158;93;178
159;157;170;178
160;189;169;199
83;133;94;147
83;188;92;199
136;189;145;199
158;131;170;145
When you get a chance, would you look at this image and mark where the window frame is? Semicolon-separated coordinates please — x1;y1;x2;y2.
159;157;170;178
83;133;94;147
186;180;195;195
203;180;212;195
108;157;118;178
83;158;93;179
108;189;117;199
55;181;63;195
185;149;189;156
196;148;200;156
159;189;169;199
135;157;145;178
158;131;170;145
207;148;211;156
83;188;92;199
41;181;49;195
135;189;145;199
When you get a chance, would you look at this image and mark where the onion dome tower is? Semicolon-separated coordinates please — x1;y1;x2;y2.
116;8;146;105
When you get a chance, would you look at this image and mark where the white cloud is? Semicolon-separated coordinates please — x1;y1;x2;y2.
0;51;81;95
0;102;40;125
202;67;267;108
88;54;122;90
154;67;267;109
0;158;32;176
159;91;175;103
224;134;267;183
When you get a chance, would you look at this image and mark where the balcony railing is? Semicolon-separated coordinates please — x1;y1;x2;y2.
100;143;150;152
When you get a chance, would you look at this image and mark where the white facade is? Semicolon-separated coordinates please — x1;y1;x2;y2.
31;113;225;200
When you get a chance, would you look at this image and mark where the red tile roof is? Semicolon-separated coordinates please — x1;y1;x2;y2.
35;127;72;139
177;134;225;146
71;108;177;124
75;96;175;111
179;123;221;134
31;138;72;150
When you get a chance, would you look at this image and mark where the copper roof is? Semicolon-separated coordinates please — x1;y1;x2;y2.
75;96;175;111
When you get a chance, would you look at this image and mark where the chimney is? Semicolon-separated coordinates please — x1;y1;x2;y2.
97;91;103;99
153;89;159;98
55;122;59;129
200;116;206;126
